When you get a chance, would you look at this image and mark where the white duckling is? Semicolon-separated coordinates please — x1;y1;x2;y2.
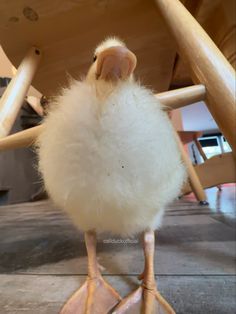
38;37;186;314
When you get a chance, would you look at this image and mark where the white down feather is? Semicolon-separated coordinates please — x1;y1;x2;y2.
38;80;186;236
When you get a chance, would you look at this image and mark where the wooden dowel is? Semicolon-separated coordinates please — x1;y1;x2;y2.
157;84;206;110
26;96;44;117
0;47;42;138
0;85;206;151
155;0;236;154
182;153;235;194
0;125;43;151
194;138;207;161
174;131;207;202
194;136;222;191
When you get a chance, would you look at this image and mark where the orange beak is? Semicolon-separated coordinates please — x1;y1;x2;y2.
96;46;137;81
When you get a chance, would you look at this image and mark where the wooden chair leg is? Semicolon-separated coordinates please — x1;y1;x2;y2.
194;138;207;162
0;85;205;151
182;153;235;195
194;138;222;191
175;131;208;205
0;125;43;151
0;47;41;138
155;0;236;156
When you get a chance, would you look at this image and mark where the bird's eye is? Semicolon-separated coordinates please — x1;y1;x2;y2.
93;55;97;62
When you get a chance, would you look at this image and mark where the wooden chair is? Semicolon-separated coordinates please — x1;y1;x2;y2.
178;131;222;191
155;0;236;197
0;0;235;203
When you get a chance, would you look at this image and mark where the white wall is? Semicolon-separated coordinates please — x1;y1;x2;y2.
181;101;219;133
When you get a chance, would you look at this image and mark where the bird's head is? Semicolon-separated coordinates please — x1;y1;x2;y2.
86;37;137;92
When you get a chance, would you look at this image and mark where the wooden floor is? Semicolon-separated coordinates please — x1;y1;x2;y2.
0;185;235;313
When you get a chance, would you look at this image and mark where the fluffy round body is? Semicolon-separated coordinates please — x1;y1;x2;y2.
38;81;186;236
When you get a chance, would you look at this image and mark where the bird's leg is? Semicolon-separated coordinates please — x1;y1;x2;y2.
60;230;121;314
142;230;158;313
85;230;101;311
86;230;99;275
113;230;175;314
137;231;155;282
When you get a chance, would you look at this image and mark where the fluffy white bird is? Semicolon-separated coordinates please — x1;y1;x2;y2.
38;37;186;314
